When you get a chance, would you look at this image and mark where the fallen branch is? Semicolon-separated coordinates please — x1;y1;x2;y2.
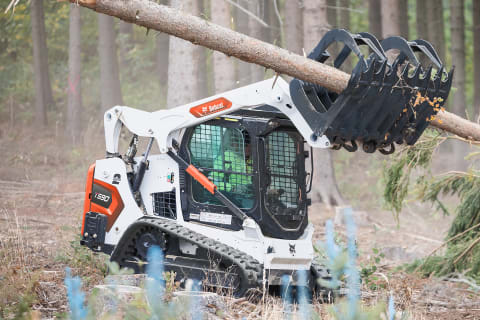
68;0;480;142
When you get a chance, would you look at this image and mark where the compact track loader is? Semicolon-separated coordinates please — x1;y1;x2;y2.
80;30;452;297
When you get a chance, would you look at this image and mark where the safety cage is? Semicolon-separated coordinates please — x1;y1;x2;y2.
178;112;310;240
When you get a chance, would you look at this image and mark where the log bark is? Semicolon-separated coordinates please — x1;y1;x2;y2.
66;4;82;145
67;0;480;143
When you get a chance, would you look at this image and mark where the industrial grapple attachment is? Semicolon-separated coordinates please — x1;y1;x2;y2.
290;29;453;154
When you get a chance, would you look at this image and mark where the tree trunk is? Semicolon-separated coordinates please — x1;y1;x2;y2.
381;0;401;38
338;0;351;70
416;0;429;66
368;0;382;38
326;0;339;58
155;0;169;93
68;0;480;142
31;0;49;126
450;0;468;168
211;0;236;93
167;0;201;107
284;0;303;54
474;0;480;120
197;0;209;98
398;0;409;39
66;4;82;145
234;0;251;85
304;0;344;207
426;0;446;63
98;13;124;111
265;0;281;46
248;0;266;82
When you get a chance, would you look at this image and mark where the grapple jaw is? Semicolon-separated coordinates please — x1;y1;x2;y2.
290;29;453;154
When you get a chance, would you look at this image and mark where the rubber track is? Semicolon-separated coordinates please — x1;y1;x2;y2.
111;217;264;296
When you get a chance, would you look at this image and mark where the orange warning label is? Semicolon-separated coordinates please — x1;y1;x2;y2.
190;98;232;118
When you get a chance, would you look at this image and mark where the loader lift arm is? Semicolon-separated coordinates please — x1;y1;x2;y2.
103;76;331;158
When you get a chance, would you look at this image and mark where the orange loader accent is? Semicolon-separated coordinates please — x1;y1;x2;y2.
186;164;217;194
81;163;96;235
82;163;125;234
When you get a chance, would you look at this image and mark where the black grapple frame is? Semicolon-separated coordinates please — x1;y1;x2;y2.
290;29;453;154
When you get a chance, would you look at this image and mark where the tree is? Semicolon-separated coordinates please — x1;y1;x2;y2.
155;0;169;93
474;0;480;120
98;14;123;111
211;0;236;93
30;0;53;126
368;0;382;38
284;0;303;54
450;0;467;167
426;0;446;63
167;0;201;107
381;0;402;38
66;4;82;145
416;0;429;66
398;0;408;39
67;0;480;142
304;0;344;206
338;0;351;70
248;0;266;82
234;0;251;86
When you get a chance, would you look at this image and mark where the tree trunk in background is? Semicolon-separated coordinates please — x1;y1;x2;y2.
398;0;409;39
156;0;169;93
31;0;50;126
416;0;427;39
197;0;209;98
368;0;382;38
235;0;251;85
381;0;402;61
167;0;201;107
415;0;428;66
304;0;344;207
265;0;281;46
38;0;54;109
474;0;480;120
381;0;401;38
211;0;236;93
66;4;82;145
98;14;123;111
248;0;265;81
450;0;468;168
426;0;445;63
284;0;303;54
326;0;338;58
338;0;351;70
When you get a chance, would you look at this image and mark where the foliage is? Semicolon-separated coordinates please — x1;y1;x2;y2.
383;132;480;281
360;248;386;291
382;130;440;220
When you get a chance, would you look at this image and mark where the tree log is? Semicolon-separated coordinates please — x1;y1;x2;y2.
69;0;480;143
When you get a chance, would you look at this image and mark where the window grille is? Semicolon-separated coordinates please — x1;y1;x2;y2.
188;124;254;209
266;131;302;216
152;191;176;219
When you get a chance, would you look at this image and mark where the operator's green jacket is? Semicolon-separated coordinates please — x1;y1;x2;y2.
210;150;252;192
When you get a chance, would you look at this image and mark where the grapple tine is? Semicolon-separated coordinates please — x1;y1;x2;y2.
381;36;420;67
289;29;454;154
410;39;443;70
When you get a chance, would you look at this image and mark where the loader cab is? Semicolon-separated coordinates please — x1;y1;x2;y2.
179;107;309;240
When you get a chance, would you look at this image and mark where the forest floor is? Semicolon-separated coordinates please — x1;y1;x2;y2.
0;127;479;319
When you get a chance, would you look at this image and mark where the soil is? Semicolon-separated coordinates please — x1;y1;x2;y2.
0;128;479;319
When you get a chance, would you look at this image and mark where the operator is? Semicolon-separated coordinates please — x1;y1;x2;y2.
209;131;253;196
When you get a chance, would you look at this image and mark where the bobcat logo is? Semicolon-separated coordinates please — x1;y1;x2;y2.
289;243;296;255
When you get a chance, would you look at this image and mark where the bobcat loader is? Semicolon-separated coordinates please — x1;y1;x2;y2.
80;30;452;297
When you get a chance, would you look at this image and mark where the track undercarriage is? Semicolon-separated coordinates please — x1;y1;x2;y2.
110;217;334;299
